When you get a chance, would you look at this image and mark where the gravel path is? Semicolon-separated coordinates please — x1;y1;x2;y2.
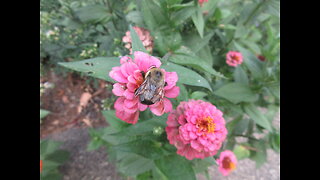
45;112;280;180
46;128;123;180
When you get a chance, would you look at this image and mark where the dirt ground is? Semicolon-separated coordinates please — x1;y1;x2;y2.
40;71;111;138
40;71;280;180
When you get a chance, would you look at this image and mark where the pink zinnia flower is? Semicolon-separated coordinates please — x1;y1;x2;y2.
217;150;237;176
226;51;243;67
122;26;154;54
198;0;208;6
109;51;180;124
165;100;228;160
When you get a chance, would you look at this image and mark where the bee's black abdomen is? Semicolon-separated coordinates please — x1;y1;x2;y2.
140;99;154;105
139;95;154;105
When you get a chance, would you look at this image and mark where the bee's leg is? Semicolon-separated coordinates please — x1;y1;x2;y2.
141;71;145;78
164;82;168;87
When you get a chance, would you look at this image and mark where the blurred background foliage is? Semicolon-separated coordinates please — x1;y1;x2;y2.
40;0;279;179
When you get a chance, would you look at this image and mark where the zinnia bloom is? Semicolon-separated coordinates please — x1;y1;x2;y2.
109;51;180;124
226;51;243;67
198;0;208;6
122;26;153;54
165;100;227;160
217;150;237;176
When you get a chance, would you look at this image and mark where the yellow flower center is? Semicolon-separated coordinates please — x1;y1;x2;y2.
196;116;215;133
222;157;236;170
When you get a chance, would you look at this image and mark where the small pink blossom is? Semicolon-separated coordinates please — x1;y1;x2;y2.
198;0;208;6
109;51;180;124
122;27;153;54
217;150;237;176
165;100;228;160
226;51;243;67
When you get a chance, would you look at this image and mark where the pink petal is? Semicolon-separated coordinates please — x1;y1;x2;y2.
134;51;161;72
138;102;148;111
115;110;139;124
165;86;180;98
127;82;138;92
122;36;131;43
124;98;138;109
149;101;165;116
164;71;178;90
120;56;132;64
163;98;173;113
112;83;126;96
109;67;128;83
120;62;139;78
114;97;125;111
127;75;137;84
191;140;201;151
123;89;135;100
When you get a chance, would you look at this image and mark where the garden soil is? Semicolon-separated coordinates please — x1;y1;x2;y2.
41;72;280;180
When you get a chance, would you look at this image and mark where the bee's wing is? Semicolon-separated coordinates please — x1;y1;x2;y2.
134;78;149;97
150;83;165;103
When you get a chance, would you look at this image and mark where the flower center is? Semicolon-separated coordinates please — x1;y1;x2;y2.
196;116;215;133
222;157;236;170
232;55;240;62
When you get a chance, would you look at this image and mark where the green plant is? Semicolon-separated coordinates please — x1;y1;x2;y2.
40;140;70;180
43;0;279;179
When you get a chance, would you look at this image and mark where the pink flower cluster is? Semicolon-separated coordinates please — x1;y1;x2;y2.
217;150;237;176
109;51;180;124
165;100;228;160
198;0;208;6
122;26;154;54
226;51;243;67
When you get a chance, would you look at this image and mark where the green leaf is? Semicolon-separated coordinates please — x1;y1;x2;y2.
183;32;215;53
140;0;168;31
243;104;272;131
126;11;143;26
114;115;168;136
190;91;208;100
75;5;111;24
270;132;280;152
118;153;155;176
161;62;213;92
41;171;63;180
40;109;50;119
235;24;247;39
58;57;120;83
152;166;169;180
169;46;225;79
112;140;170;159
102;110;128;130
192;157;216;173
172;7;197;25
176;83;188;102
155;154;196;180
192;8;204;38
233;145;250;160
40;140;62;157
130;25;148;53
233;118;250;135
234;42;264;79
250;141;267;168
87;139;103;151
213;83;258;104
233;66;249;85
45;150;70;164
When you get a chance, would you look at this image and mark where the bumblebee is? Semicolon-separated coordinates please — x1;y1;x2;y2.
134;66;166;105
